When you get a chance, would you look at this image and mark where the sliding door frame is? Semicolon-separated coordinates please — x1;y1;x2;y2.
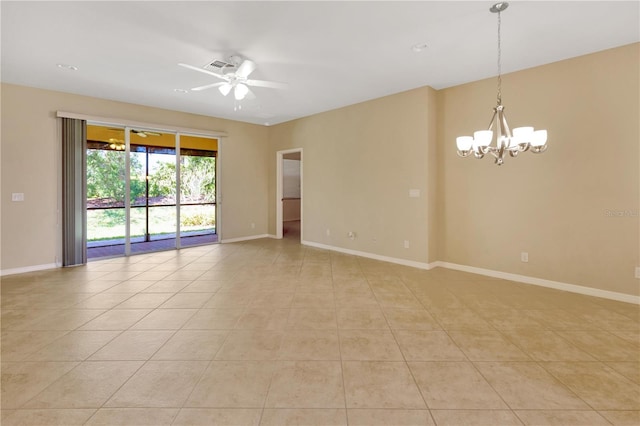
124;126;132;256
58;111;226;260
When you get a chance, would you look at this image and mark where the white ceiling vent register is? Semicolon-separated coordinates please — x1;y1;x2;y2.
204;59;235;72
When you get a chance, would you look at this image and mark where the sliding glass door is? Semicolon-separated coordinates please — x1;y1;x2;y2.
86;125;217;259
86;127;127;258
130;130;177;254
179;135;217;248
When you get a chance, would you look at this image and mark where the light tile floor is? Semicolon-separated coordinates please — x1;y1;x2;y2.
1;238;639;425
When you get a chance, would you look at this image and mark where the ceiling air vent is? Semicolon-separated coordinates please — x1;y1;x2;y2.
204;59;234;72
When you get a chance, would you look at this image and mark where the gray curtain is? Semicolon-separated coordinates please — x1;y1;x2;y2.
61;118;87;266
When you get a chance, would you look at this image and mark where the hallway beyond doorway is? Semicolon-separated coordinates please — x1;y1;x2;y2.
283;220;300;241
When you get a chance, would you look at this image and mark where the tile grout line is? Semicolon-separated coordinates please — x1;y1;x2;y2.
332;253;350;420
399;269;520;424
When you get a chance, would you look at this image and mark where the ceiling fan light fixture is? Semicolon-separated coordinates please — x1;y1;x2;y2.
108;138;125;150
234;83;249;100
219;83;232;96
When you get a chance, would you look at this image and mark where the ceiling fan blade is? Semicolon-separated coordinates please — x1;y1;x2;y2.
178;63;226;80
132;129;161;137
245;87;256;100
236;59;256;78
191;82;226;92
246;79;288;89
219;83;232;96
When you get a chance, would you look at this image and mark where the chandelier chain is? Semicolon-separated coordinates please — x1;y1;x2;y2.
497;10;502;106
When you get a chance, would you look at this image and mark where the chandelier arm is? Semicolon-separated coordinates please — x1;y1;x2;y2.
487;109;498;130
496;108;504;155
531;145;548;154
500;108;512;140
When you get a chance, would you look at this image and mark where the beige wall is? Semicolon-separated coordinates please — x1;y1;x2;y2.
268;86;439;264
438;43;639;296
267;43;638;297
2;43;638;298
1;83;269;271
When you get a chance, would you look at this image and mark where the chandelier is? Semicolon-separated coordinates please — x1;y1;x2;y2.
456;2;547;166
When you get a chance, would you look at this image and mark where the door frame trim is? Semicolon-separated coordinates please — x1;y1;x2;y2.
276;148;303;240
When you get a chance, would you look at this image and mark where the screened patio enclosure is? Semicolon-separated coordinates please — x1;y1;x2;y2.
86;125;217;259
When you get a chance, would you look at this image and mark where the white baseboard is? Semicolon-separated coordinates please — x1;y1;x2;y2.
302;240;437;270
300;241;638;304
435;261;639;305
1;263;58;277
220;234;270;244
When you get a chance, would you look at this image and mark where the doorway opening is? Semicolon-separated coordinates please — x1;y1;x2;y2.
276;149;302;241
86;125;218;259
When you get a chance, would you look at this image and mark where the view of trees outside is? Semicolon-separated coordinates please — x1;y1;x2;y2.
86;148;216;242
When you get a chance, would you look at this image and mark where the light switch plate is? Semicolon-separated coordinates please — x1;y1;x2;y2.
11;193;24;202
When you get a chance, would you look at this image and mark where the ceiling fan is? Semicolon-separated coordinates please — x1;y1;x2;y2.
131;129;161;138
108;138;125;151
107;128;161;138
178;56;287;101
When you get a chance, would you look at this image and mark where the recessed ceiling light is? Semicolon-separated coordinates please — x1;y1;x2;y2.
56;63;78;71
411;43;428;53
174;88;189;94
264;122;270;126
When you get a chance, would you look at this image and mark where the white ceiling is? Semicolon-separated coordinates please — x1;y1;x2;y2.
2;1;638;126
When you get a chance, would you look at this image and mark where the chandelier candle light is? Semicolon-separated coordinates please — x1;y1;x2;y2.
456;2;548;166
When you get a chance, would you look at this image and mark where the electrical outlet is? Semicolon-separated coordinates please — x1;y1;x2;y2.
251;223;255;229
521;252;529;263
11;193;24;202
404;240;410;249
348;231;356;240
326;228;330;236
635;267;640;279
